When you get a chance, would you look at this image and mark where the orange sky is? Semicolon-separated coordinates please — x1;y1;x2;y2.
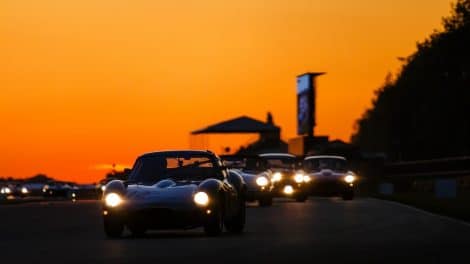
0;0;452;183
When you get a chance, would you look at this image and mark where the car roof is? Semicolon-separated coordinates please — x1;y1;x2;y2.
304;155;347;160
259;153;296;158
138;150;216;159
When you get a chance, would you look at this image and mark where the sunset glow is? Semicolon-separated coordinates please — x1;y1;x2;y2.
1;0;451;182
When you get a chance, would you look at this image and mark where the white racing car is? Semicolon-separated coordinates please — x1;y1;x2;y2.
303;155;356;200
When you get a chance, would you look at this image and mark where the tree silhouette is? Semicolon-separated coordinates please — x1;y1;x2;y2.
352;0;470;160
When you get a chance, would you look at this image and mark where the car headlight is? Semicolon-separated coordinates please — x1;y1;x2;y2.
294;173;304;183
105;193;123;207
303;175;312;183
272;172;282;182
256;176;269;187
283;185;294;195
101;185;106;192
2;187;12;194
194;191;209;206
344;175;355;183
21;187;29;194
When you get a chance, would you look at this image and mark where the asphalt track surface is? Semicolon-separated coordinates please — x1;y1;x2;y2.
1;197;470;263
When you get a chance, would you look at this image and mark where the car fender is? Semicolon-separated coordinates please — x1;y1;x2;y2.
227;170;246;194
197;179;223;197
104;180;126;197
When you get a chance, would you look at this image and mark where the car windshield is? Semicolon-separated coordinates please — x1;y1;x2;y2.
128;153;222;183
304;158;348;172
242;157;267;172
221;157;246;169
262;156;296;170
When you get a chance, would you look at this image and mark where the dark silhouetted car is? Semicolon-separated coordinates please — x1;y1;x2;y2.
42;182;78;199
259;153;311;202
101;150;246;238
303;155;356;200
221;155;274;207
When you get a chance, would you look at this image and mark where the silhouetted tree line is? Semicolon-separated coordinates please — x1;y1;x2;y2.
0;174;54;183
352;0;470;161
105;168;131;181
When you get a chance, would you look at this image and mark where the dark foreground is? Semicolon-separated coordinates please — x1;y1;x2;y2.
1;198;469;263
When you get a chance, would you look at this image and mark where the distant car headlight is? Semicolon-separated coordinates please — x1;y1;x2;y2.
105;193;123;207
42;185;49;193
294;173;304;183
1;187;10;194
272;172;282;182
303;175;312;183
344;175;355;183
1;187;12;194
194;191;209;206
101;185;106;192
256;176;269;187
21;187;29;194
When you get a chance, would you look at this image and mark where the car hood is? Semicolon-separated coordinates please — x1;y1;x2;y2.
270;168;296;175
125;180;199;209
309;169;348;181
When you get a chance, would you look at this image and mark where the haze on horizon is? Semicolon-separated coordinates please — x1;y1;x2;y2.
1;0;451;183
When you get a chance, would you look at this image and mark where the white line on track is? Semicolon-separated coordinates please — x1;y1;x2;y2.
369;197;470;228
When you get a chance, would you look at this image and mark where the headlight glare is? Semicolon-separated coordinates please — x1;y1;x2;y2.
256;176;269;186
294;173;304;183
344;175;355;183
303;175;312;183
21;187;29;194
105;193;123;207
283;185;294;195
272;172;282;182
194;191;209;206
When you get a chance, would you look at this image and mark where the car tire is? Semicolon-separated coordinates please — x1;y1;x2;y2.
204;203;223;236
295;193;308;202
225;197;246;234
258;196;273;207
103;215;124;238
128;224;147;237
342;190;354;200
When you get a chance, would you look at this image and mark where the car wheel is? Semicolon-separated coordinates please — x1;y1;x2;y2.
225;197;246;234
258;196;273;207
128;224;147;237
103;215;124;238
204;203;223;236
342;190;354;200
295;193;308;202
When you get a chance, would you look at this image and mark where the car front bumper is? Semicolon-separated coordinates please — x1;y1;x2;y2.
103;202;211;229
272;181;309;197
310;180;354;195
